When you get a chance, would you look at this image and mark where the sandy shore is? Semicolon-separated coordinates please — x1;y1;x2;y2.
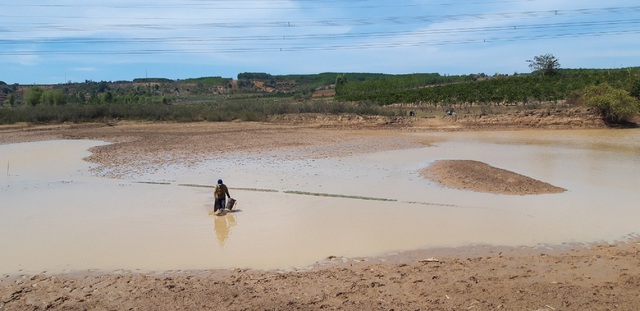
2;115;640;310
2;240;640;310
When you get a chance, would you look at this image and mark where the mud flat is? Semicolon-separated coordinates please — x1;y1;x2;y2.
1;119;640;310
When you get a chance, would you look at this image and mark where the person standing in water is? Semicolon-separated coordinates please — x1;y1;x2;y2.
213;179;231;213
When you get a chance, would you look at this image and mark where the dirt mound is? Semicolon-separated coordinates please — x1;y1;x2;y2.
423;160;566;195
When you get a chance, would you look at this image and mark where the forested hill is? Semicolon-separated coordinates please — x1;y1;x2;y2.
3;68;640;108
0;72;474;106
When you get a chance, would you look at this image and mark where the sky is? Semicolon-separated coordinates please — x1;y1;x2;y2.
2;0;639;84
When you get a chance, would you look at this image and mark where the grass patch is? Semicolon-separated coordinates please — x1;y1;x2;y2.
0;97;401;125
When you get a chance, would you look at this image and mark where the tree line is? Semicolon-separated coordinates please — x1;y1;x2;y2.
335;68;640;107
1;67;638;125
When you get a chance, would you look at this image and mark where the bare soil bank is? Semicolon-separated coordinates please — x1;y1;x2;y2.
2;108;640;310
423;160;567;195
2;241;639;310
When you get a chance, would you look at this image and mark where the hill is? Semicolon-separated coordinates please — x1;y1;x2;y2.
1;68;639;125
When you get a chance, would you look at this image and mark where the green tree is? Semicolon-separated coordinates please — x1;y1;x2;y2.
630;78;640;100
335;74;348;96
24;87;44;106
8;93;15;106
527;54;561;76
102;91;114;104
578;83;639;124
41;90;67;105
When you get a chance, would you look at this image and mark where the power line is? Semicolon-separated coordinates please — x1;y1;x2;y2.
1;28;637;56
0;0;547;10
3;6;638;30
2;19;638;44
1;3;637;57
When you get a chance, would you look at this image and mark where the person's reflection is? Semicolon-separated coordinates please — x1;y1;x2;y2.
214;212;237;246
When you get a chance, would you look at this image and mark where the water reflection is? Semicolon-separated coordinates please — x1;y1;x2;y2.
214;212;237;246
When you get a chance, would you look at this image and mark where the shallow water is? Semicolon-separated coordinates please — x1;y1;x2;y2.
1;129;639;274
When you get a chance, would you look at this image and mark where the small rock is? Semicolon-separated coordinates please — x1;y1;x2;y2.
419;257;439;263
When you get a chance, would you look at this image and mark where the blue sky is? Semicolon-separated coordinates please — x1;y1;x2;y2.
2;0;639;84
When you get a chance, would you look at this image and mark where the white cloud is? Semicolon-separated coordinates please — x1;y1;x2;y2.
2;0;639;83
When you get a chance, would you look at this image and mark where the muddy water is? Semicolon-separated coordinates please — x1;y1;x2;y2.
1;129;639;274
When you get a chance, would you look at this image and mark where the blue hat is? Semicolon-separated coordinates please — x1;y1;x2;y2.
218;179;223;184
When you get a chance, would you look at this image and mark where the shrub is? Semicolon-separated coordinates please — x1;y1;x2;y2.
577;83;640;124
24;87;44;106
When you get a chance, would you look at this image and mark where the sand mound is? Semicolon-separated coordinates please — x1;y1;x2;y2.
423;160;566;195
